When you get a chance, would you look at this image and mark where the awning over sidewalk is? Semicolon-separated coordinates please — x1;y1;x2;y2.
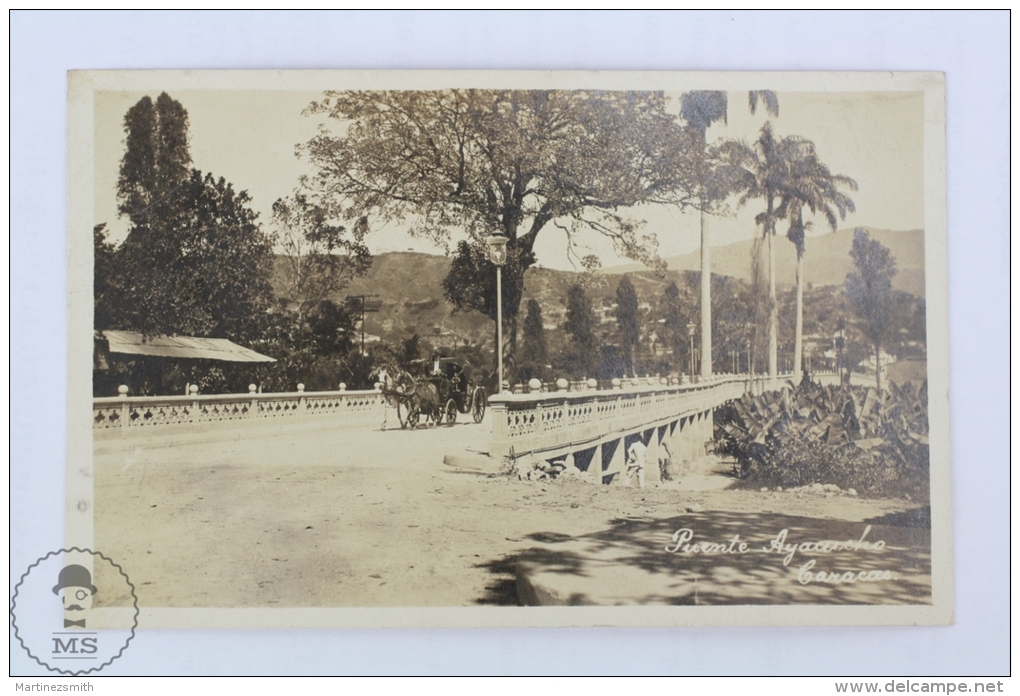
100;330;276;363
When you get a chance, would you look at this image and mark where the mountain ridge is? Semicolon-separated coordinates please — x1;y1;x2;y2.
601;227;925;297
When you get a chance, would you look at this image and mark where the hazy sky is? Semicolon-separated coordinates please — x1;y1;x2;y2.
94;89;924;271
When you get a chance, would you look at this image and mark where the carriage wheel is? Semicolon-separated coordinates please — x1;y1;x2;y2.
471;387;486;424
444;399;458;426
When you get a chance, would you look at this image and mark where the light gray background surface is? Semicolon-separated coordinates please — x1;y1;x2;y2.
10;10;1009;675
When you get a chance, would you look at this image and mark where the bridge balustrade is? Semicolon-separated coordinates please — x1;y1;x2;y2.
488;375;749;461
489;371;841;484
93;388;388;445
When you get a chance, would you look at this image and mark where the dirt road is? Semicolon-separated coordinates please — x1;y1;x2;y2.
93;415;927;608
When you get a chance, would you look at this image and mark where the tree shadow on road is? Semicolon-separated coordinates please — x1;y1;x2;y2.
473;555;520;606
488;507;932;606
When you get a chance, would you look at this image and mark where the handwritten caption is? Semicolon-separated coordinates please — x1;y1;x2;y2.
665;525;894;585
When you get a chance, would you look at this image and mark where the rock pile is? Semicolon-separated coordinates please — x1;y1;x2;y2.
505;456;597;483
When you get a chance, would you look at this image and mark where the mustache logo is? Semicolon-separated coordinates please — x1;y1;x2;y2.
65;604;87;611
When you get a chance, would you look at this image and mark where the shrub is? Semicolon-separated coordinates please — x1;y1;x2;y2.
714;379;929;497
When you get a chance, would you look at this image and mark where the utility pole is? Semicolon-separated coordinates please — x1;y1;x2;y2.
346;294;381;355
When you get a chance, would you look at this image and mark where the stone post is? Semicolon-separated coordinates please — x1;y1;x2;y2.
489;398;509;457
189;384;200;424
118;385;129;434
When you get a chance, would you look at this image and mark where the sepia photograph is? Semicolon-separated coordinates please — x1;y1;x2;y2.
12;10;1011;679
67;70;950;627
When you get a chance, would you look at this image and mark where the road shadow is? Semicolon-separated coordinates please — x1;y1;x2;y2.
473;555;520;606
864;506;931;528
500;508;932;606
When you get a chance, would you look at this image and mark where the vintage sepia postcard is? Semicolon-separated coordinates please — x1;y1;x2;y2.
56;70;950;636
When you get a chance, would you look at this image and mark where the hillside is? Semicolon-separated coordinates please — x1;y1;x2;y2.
272;253;577;349
271;229;924;357
603;228;926;297
272;252;701;350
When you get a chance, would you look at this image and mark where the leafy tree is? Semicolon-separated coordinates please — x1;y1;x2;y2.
271;194;371;326
561;283;599;379
845;229;898;391
109;170;275;342
614;275;640;377
299;89;696;383
306;299;357;357
659;280;689;376
93;223;119;332
441;239;530;366
101;94;276;346
398;333;423;371
710;275;757;373
520;298;548;381
117;92;192;222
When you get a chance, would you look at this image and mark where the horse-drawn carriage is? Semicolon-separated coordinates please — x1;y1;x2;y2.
378;357;487;429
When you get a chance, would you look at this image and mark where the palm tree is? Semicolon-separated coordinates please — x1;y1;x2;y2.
723;124;857;386
720;123;829;385
679;90;778;379
719;123;793;385
782;155;857;381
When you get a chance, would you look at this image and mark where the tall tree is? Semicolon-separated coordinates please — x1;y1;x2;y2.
93;223;119;332
679;90;778;380
106;93;275;344
563;283;598;379
719;122;816;385
306;299;357;357
111;170;276;342
614;275;640;377
299;89;695;383
520;298;548;381
782;154;856;380
271;194;372;327
117;92;192;222
845;229;897;391
659;280;689;377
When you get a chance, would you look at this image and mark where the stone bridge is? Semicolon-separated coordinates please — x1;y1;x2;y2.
487;373;843;485
93;373;843;479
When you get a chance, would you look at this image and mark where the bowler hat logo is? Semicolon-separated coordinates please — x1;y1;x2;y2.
11;548;138;675
53;564;99;628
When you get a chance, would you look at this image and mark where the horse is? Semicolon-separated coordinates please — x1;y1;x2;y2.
374;366;412;407
374;365;441;429
406;380;443;428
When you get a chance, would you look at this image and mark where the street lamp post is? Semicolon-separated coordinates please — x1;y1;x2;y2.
486;233;509;394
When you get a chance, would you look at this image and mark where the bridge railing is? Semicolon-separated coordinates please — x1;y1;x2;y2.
93;388;387;439
488;371;842;461
488;375;750;460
